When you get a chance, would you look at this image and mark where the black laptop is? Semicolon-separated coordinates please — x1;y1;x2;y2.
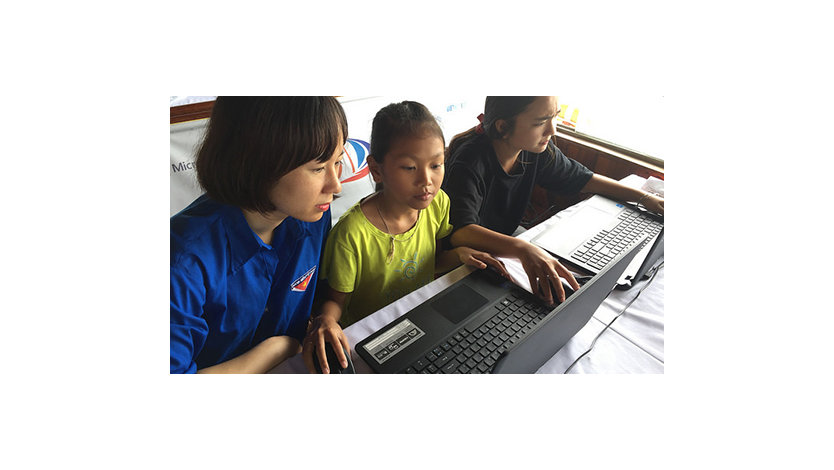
355;234;649;374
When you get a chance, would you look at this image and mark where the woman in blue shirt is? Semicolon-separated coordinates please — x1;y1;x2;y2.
170;96;347;373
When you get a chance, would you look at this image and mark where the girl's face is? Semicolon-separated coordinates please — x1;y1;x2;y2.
502;96;560;153
267;141;344;222
370;132;445;212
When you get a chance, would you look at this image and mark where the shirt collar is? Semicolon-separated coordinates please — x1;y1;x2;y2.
221;205;312;273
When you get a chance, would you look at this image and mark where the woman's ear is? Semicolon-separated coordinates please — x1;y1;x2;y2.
495;119;508;138
368;155;383;183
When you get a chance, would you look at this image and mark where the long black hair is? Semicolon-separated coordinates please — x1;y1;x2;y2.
446;96;539;161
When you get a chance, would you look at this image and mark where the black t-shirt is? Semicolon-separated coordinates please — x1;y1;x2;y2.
443;134;593;236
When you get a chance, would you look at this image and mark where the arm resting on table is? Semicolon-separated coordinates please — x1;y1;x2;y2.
197;335;301;374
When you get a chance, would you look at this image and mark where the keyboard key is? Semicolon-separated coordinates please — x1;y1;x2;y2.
435;353;452;368
442;360;460;374
413;358;428;372
427;364;438;373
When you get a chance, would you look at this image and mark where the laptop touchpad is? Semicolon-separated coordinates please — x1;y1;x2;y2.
432;284;488;324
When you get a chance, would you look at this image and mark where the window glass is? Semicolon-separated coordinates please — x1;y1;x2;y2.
556;91;668;163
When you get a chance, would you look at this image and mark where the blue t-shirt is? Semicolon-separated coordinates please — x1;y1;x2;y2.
170;194;330;373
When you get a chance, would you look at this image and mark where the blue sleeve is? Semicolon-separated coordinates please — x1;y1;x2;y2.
170;260;209;374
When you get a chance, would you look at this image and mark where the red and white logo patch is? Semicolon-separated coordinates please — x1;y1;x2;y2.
290;266;316;292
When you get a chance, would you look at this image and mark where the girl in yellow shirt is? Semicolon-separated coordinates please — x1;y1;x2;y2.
303;100;507;373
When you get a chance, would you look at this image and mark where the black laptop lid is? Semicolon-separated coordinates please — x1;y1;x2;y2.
491;233;650;373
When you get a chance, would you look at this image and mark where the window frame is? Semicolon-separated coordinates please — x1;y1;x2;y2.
556;123;664;171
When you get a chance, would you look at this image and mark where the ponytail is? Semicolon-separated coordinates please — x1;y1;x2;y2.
446;126;479;164
447;97;540;163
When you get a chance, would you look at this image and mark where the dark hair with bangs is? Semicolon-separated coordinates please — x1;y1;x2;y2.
370;100;444;190
195;96;348;213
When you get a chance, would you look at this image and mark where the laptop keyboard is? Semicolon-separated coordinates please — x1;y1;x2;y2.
570;210;662;271
403;292;551;374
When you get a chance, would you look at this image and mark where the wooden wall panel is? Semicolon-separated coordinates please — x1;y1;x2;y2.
170;100;215;124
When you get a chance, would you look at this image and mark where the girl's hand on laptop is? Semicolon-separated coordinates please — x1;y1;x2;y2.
518;242;580;305
455;247;510;279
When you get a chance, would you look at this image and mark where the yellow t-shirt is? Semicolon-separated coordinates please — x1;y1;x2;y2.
322;189;453;327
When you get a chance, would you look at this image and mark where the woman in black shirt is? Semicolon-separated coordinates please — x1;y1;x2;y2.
443;96;664;304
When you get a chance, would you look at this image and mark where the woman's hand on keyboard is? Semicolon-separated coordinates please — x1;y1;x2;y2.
517;242;580;305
